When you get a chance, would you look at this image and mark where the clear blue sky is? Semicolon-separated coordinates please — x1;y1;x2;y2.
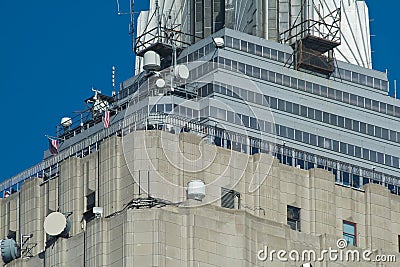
0;0;398;181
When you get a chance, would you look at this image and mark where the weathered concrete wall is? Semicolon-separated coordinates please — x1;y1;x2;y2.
1;131;399;266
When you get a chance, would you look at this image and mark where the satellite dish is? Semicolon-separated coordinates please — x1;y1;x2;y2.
0;239;20;264
156;78;166;88
61;117;72;128
174;65;190;79
44;212;71;238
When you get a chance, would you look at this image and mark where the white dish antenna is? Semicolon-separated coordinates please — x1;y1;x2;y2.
174;65;190;79
156;78;166;88
143;51;161;71
61;117;72;128
44;212;71;237
187;180;206;201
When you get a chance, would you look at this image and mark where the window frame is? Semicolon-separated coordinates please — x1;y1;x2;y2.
343;221;357;246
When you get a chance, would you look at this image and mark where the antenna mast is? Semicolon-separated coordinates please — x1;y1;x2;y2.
116;0;135;52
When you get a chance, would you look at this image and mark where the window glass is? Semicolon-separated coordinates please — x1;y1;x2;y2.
315;110;323;121
248;42;255;54
268;71;275;83
310;134;317;145
278;51;285;62
263;47;270;58
271;49;278;60
343;221;357;246
335;90;342;101
320;86;328;97
362;148;369;160
328;88;335;98
382;128;389;140
360;122;367;134
291;77;298;89
298;80;305;90
283;75;291;87
387;104;394;116
365;98;372;109
269;97;277;109
343;93;350;104
338;116;345;127
352;72;360;83
372;100;380;112
390;130;397;142
276;73;283;84
345;118;352;130
350;120;358;132
286;102;293;113
359;74;367;85
375;126;382;138
308;108;315;119
301;106;307;117
380;102;387;114
330;114;337;126
292;103;300;115
225;36;233;48
287;206;301;231
253;67;261;79
245;65;252;76
240;40;247;52
312;83;320;95
303;132;310;144
355;146;361;157
348;145;354;156
278;99;285;111
306;81;313;93
367;124;374;135
357;96;364;108
255;45;263;56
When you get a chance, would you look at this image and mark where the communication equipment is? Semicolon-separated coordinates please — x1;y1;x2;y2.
187;180;206;201
44;212;71;238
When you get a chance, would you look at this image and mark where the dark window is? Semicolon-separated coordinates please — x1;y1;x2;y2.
255;45;262;56
357;96;364;108
343;93;350;104
287;206;301;231
360;122;367;134
343;221;357;246
221;188;240;209
240;40;247;52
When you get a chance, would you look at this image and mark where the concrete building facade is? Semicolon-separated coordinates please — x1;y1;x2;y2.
1;131;399;266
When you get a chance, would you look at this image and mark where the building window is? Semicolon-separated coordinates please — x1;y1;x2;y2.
221;188;240;209
287;206;301;231
343;221;357;246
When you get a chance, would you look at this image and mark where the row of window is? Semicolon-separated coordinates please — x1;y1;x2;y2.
224;35;389;92
224;56;397;116
200;82;400;144
203;105;400;169
198;57;400;120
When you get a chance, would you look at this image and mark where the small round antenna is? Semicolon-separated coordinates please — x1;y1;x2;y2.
174;65;190;79
44;212;71;237
156;78;166;88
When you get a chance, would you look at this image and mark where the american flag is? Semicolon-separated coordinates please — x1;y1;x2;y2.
3;190;10;198
48;138;59;155
103;110;111;128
